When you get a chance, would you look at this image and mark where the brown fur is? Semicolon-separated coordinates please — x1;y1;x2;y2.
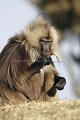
0;17;59;104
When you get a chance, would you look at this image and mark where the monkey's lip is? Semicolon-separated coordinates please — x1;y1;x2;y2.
41;52;51;57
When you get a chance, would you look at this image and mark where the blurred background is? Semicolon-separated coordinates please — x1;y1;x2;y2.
0;0;80;99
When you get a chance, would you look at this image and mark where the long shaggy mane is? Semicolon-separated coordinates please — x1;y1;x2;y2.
0;16;59;90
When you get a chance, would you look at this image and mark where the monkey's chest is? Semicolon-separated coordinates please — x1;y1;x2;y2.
24;69;44;100
26;66;54;100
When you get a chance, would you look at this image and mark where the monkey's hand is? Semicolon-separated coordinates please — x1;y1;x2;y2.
27;57;52;79
30;56;52;69
38;56;52;66
54;76;66;90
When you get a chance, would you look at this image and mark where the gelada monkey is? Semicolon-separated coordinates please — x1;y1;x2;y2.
0;17;66;104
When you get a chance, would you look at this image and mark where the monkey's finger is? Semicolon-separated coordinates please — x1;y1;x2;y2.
55;78;66;90
55;83;65;90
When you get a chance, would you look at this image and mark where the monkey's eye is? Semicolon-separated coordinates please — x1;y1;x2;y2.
40;38;52;43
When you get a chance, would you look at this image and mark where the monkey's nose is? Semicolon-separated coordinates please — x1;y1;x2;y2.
46;49;48;52
45;50;50;53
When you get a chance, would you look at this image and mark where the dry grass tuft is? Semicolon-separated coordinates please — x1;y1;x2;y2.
0;100;80;120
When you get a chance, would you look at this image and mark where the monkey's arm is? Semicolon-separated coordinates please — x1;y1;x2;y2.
27;56;66;90
27;57;52;80
50;61;66;90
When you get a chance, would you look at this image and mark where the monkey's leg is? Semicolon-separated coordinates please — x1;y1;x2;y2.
43;76;66;101
27;57;52;79
54;76;66;90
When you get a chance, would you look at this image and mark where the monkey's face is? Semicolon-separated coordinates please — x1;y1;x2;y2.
40;37;52;57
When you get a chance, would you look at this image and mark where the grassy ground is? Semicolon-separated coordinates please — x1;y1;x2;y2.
0;100;80;120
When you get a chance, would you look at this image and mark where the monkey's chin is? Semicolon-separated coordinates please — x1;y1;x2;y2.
41;52;51;57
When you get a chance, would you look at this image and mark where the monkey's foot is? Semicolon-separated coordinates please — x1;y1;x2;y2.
55;77;66;90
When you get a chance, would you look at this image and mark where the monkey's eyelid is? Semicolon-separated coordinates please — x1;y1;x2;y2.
40;39;52;42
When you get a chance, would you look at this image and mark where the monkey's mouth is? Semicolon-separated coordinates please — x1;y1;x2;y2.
41;49;51;57
41;46;50;57
41;48;51;57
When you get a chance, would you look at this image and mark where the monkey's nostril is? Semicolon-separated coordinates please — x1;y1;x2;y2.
46;50;48;52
